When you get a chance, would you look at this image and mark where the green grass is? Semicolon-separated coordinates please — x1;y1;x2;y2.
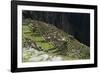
22;25;31;33
23;50;33;62
22;25;54;51
32;33;54;50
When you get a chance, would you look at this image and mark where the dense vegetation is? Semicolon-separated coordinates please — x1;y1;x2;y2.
22;19;90;62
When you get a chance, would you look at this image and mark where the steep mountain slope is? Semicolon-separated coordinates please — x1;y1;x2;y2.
22;19;90;62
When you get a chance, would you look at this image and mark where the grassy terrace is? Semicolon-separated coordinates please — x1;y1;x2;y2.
22;25;54;51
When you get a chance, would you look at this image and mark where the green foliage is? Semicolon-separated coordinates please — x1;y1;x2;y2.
23;50;33;62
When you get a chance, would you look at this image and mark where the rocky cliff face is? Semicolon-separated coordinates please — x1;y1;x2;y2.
23;11;90;46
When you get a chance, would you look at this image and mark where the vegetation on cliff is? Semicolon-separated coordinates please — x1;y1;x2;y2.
22;19;90;62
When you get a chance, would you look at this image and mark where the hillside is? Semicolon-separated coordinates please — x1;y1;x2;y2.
22;19;90;62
